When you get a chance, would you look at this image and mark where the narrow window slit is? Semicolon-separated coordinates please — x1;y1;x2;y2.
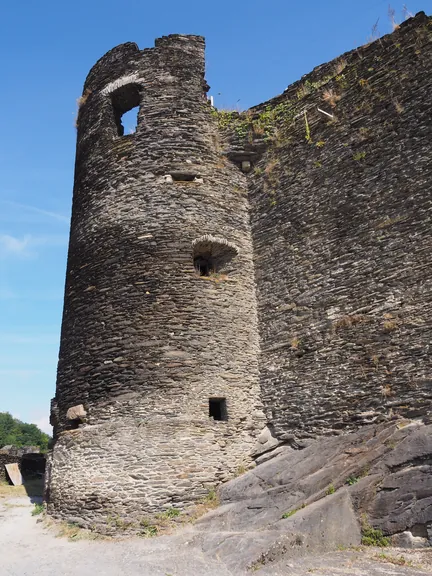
171;172;201;182
209;398;228;421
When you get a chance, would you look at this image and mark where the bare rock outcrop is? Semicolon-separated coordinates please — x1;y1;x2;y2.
194;420;432;572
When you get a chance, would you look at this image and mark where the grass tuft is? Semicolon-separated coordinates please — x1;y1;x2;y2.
326;484;336;495
334;59;347;75
281;503;306;519
361;515;390;547
346;475;360;486
77;88;92;108
31;502;44;516
139;518;159;538
375;552;414;566
353;151;367;161
383;320;398;332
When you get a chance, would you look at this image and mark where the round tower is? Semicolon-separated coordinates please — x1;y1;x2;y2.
46;35;265;527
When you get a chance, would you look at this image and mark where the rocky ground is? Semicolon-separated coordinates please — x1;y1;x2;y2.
2;420;432;575
1;493;432;576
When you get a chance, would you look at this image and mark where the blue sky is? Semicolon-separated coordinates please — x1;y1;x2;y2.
0;0;429;434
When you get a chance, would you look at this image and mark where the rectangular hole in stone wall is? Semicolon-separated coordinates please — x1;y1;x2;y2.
171;172;200;182
110;83;141;137
209;398;228;421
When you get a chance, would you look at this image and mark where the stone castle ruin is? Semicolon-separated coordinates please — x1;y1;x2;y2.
46;12;432;529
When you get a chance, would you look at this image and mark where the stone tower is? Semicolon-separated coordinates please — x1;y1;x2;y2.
46;35;265;527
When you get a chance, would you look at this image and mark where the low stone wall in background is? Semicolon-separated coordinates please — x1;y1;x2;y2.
0;453;20;482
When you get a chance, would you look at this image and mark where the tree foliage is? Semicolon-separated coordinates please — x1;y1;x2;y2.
0;412;50;452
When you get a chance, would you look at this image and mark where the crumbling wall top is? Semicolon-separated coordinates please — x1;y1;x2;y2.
84;42;140;92
83;34;205;93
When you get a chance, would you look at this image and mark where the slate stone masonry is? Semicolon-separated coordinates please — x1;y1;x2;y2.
46;34;265;527
246;12;432;439
47;13;432;528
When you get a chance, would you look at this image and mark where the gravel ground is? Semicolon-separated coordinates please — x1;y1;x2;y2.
1;493;432;576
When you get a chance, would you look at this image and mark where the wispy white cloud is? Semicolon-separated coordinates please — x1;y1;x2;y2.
0;234;31;256
0;233;68;258
1;201;69;224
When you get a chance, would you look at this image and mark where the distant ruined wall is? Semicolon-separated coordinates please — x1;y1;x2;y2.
47;35;265;528
0;454;19;482
246;13;432;439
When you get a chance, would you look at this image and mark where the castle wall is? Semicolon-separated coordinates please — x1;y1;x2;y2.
46;36;264;527
0;453;19;482
47;14;432;528
248;14;432;439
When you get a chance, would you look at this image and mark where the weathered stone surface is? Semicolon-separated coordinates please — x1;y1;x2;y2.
47;11;432;531
47;35;266;526
244;12;432;439
199;422;432;541
66;405;87;421
192;421;432;571
252;425;281;456
196;490;361;572
392;531;430;549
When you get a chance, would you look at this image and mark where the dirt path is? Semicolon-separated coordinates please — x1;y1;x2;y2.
1;494;431;576
0;494;229;576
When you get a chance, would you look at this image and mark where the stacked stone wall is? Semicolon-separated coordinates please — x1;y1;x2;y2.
0;454;19;482
247;13;432;438
47;35;265;526
47;418;257;528
48;13;432;527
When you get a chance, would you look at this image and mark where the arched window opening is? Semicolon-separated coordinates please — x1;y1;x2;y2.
110;83;141;137
192;235;238;277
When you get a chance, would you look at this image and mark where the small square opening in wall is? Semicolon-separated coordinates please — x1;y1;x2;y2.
209;398;228;421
